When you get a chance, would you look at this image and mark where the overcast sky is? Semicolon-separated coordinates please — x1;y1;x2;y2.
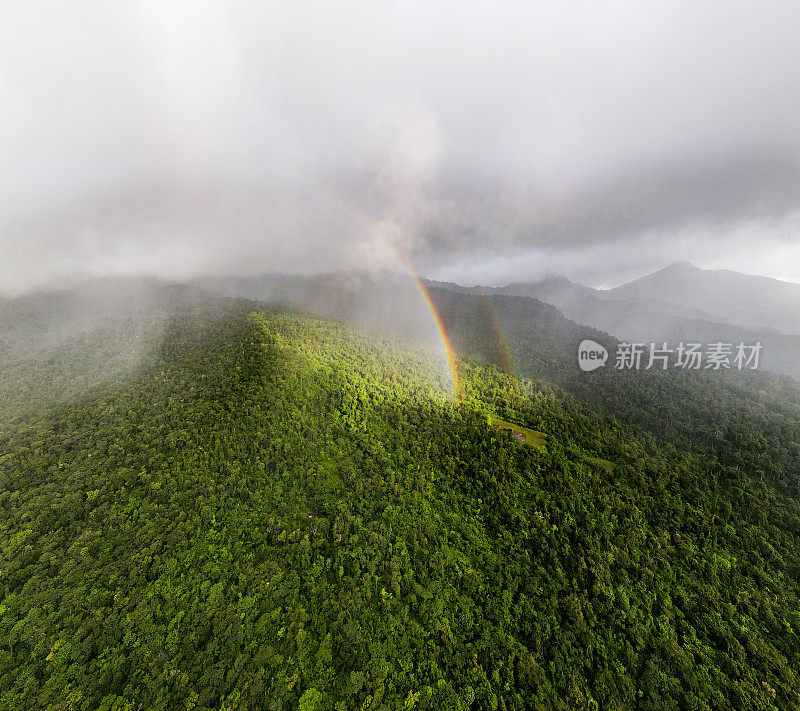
2;1;799;293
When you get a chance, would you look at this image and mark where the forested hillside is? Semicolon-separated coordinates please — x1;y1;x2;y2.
2;306;800;709
430;288;800;500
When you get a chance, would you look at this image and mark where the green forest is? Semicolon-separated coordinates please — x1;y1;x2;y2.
2;304;800;709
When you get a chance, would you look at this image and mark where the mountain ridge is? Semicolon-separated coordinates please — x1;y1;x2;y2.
599;261;800;335
426;263;800;379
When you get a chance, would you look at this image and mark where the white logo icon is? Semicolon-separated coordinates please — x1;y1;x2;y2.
578;340;608;371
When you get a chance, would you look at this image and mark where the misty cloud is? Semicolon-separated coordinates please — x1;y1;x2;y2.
2;1;800;292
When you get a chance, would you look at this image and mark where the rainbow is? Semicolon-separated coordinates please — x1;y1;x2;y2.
476;292;518;394
391;253;463;398
393;250;521;401
328;186;519;399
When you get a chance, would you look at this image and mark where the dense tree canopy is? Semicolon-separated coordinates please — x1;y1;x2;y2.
2;307;800;709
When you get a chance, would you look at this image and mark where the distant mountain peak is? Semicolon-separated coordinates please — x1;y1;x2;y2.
662;260;699;273
602;259;800;336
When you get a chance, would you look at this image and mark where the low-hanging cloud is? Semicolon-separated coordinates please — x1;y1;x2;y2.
2;1;800;293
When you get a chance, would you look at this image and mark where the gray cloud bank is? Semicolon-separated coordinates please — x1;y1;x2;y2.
2;1;800;293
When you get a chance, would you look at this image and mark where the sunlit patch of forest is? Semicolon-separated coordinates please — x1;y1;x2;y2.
2;307;800;709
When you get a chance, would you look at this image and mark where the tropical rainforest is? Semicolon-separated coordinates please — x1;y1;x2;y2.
2;292;800;710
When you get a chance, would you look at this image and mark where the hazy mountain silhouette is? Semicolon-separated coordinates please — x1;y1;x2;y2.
601;261;800;336
425;275;726;344
429;265;800;380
